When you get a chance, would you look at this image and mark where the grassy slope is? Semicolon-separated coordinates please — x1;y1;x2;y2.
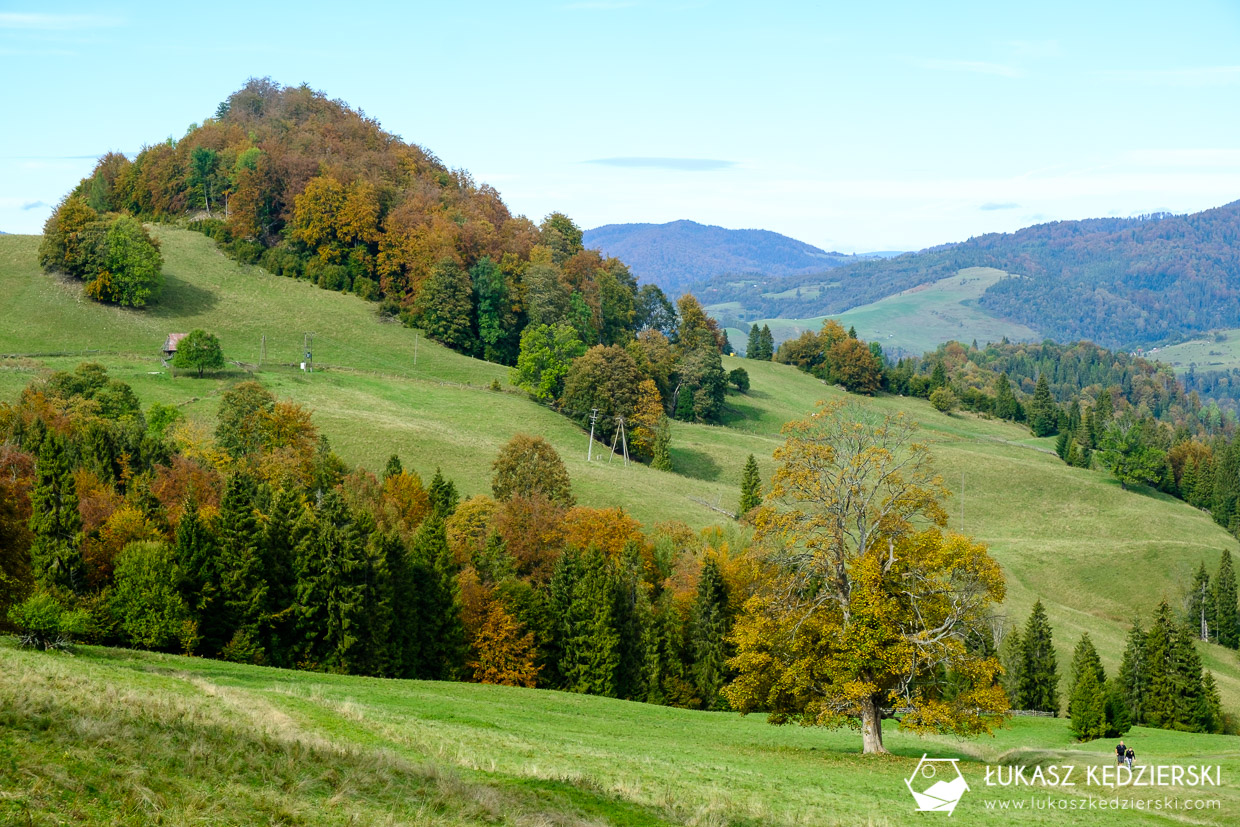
3;640;1238;826
717;267;1040;356
1151;330;1240;373
3;229;1240;709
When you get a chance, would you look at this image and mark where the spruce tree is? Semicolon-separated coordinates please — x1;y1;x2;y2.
214;473;268;661
28;433;85;593
1028;375;1059;437
929;361;947;390
410;512;466;679
1068;632;1105;697
427;467;459;518
1068;662;1107;741
261;488;306;666
758;325;774;360
174;495;217;638
1017;600;1060;714
561;548;620;696
738;454;762;517
689;556;731;709
993;373;1017;421
383;453;403;480
1116;619;1149;725
1214;549;1238;648
745;324;761;359
998;627;1023;705
1186;561;1214;642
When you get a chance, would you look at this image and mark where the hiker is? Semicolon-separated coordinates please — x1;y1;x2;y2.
1115;740;1126;766
1125;747;1135;770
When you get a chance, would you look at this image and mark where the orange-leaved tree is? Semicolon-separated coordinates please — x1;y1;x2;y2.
470;601;540;687
723;400;1007;754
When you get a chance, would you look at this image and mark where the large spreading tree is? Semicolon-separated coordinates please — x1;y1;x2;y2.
724;401;1007;754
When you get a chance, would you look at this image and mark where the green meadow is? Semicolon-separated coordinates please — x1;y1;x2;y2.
3;229;1240;824
718;267;1041;357
2;640;1237;826
1150;331;1240;373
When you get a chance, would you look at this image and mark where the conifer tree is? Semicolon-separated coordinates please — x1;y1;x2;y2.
745;324;761;358
1116;619;1149;725
738;454;762;517
214;473;268;661
1186;561;1214;642
1068;661;1107;741
428;467;460;518
260;487;305;665
993;373;1017;421
29;433;85;593
410;512;466;679
383;453;403;480
1017;600;1060;714
929;361;947;390
1214;549;1238;648
759;325;774;360
998;627;1023;704
612;544;648;700
174;496;216;644
1028;375;1059;437
1068;632;1105;697
545;548;582;689
561;548;620;696
689;556;731;709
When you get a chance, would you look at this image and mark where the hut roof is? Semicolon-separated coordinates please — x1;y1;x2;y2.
162;333;188;352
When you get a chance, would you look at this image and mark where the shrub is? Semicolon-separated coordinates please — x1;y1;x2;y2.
8;590;90;650
728;367;750;393
930;386;959;414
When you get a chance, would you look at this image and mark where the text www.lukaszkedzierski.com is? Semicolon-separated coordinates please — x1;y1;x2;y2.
984;796;1221;812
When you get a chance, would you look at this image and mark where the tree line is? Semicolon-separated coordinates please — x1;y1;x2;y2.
1000;599;1226;739
0;364;749;709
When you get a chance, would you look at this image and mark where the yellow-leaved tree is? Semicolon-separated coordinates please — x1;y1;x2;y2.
723;400;1007;754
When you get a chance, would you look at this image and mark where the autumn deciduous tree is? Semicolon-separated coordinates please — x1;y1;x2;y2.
491;434;575;507
724;401;1007;754
470;601;540;687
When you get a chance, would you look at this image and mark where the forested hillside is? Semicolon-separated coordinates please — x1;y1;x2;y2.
583;220;853;295
697;203;1240;349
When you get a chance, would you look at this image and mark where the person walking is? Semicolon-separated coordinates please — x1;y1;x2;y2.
1115;740;1126;766
1125;747;1135;770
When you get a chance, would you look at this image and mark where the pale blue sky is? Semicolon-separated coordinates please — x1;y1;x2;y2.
2;1;1239;252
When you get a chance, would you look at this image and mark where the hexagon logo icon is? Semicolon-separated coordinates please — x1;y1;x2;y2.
905;754;969;815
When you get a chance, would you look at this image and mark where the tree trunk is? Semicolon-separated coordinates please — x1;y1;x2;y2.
860;694;887;754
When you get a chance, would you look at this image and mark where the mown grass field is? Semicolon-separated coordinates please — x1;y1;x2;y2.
3;229;1240;823
2;640;1237;826
1150;331;1240;373
717;267;1040;357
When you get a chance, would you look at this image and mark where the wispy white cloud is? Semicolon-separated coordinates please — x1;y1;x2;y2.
0;12;122;30
915;58;1025;78
20;200;48;211
980;202;1021;211
585;156;736;171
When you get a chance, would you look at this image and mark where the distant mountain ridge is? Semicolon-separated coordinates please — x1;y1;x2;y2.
582;220;855;295
695;201;1240;349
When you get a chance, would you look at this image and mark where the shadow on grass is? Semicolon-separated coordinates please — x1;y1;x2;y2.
672;447;723;482
150;272;220;318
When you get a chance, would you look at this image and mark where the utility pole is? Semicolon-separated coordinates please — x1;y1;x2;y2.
617;416;630;466
304;332;314;373
608;425;621;463
587;408;600;461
